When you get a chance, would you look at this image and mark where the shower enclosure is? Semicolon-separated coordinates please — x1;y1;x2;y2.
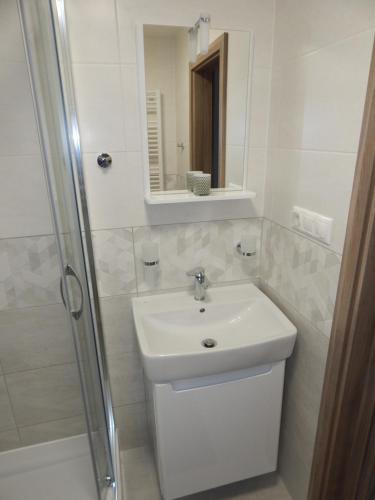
0;0;120;499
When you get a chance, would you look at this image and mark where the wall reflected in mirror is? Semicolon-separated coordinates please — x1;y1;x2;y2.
142;25;252;193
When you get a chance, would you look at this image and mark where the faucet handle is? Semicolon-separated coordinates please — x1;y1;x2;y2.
186;266;205;278
187;267;209;288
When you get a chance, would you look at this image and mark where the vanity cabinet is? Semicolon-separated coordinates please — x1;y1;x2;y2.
147;361;285;500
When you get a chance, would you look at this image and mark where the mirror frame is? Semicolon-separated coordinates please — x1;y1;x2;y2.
136;23;256;204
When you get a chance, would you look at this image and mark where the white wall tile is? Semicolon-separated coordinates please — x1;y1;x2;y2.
82;152;146;229
225;30;253;148
73;64;126;153
6;363;83;427
249;67;272;149
65;0;120;63
0;376;15;431
0;155;52;239
265;27;373;257
246;148;267;217
116;2;137;64
266;149;356;254
244;0;275;69
0;63;40;156
273;0;375;65
0;429;20;452
0;304;75;373
121;65;142;151
107;351;145;406
100;295;138;355
0;0;25;63
274;31;373;153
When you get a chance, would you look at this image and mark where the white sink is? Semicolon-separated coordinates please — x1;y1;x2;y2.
132;283;297;383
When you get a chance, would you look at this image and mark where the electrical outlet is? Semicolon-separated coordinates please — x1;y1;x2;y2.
292;206;333;245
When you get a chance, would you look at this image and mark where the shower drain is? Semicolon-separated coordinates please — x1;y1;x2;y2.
201;338;217;348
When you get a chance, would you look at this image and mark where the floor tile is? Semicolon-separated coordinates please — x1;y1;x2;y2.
121;447;292;500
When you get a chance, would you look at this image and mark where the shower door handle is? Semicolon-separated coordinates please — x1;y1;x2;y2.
59;264;84;320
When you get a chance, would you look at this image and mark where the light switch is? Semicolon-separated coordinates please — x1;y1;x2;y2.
302;214;314;233
292;207;333;245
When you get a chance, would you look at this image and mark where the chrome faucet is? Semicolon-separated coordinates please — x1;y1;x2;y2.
186;267;209;301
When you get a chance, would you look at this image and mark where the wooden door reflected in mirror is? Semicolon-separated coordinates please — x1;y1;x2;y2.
190;33;228;188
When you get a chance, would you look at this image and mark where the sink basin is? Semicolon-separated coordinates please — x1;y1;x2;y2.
132;283;297;383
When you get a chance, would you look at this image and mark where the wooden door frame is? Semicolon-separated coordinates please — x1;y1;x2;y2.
189;33;228;187
308;36;375;500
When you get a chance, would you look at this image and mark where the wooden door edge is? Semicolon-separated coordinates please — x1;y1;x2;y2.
308;33;375;500
189;33;228;186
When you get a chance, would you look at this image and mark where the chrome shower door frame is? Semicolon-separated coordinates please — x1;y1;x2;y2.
17;1;120;499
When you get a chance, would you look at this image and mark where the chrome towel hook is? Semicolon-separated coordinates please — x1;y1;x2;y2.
97;153;112;168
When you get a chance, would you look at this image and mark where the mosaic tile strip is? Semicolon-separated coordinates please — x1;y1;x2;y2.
133;219;262;292
261;219;341;336
0;236;60;310
91;228;136;297
0;241;16;310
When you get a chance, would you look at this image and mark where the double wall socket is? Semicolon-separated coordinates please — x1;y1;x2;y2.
291;206;333;245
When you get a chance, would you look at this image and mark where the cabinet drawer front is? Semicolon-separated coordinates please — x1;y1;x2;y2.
153;361;285;499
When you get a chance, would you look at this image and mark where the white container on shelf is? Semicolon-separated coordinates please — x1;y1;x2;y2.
186;170;202;191
193;173;211;196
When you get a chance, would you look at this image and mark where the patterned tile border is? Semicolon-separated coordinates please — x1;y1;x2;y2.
0;218;342;334
91;228;136;297
261;219;341;336
0;235;60;310
133;218;262;292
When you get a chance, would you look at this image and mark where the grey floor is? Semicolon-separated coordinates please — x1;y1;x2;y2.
121;447;292;500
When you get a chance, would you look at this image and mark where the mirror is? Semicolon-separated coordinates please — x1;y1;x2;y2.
141;24;252;195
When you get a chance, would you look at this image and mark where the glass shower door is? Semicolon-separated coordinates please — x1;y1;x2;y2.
17;1;117;499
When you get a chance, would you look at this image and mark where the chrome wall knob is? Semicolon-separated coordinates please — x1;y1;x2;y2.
97;153;112;168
